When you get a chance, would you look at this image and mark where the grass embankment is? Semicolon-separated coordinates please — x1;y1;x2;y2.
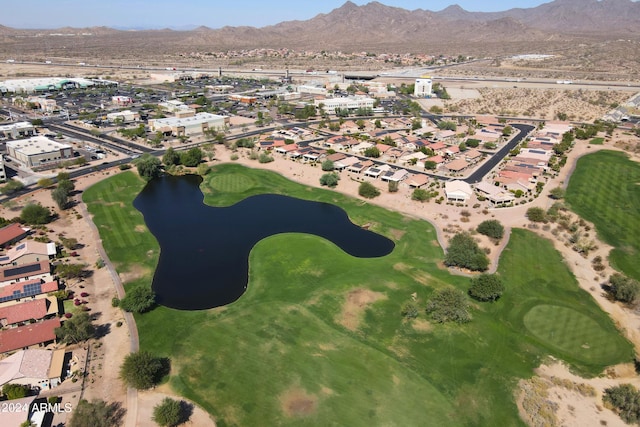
84;164;632;427
565;150;640;280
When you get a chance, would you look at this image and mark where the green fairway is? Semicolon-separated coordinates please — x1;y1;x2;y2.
524;305;626;365
84;164;633;427
565;150;640;280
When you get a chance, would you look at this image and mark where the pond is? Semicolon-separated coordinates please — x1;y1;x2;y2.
133;175;395;310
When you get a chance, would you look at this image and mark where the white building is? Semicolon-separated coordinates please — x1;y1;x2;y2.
0;156;6;182
6;136;73;167
148;113;229;137
106;110;140;123
445;180;473;203
414;77;433;98
0;77;116;94
0;122;35;139
297;85;328;96
314;96;375;114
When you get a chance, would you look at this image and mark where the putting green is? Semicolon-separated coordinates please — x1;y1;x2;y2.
207;172;256;193
523;304;622;365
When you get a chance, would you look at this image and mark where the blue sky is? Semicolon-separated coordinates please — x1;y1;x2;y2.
4;1;554;29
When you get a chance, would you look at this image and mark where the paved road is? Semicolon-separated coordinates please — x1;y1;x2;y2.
464;123;536;184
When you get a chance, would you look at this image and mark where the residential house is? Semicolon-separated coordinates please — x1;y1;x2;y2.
0;317;61;354
465;149;483;162
0;279;59;305
381;169;409;182
0;241;57;266
364;164;391;179
0;297;58;328
0;224;29;248
0;349;67;390
0;261;52;286
405;174;429;188
444;159;470;173
445;180;473;203
475;181;515;206
347;160;374;174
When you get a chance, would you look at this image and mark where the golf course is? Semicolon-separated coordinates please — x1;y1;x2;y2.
566;149;640;281
84;163;633;426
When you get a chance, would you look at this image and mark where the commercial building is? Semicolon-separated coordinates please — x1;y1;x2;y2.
0;121;35;139
314;96;375;114
414;76;433;98
0;77;117;94
106;110;140;123
148;113;229;137
6;136;73;167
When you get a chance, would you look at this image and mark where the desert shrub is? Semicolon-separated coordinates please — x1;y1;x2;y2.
603;384;640;424
608;273;640;304
358;182;380;199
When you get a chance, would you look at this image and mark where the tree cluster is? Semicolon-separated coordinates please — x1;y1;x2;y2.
2;383;30;400
119;351;169;390
135;154;162;182
119;286;156;313
426;287;471;324
319;173;340;188
55;312;96;344
468;274;504;302
20;203;52;225
444;232;489;272
0;179;24;195
477;220;504;240
52;173;76;210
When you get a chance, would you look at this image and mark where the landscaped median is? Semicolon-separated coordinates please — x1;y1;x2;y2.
84;164;633;426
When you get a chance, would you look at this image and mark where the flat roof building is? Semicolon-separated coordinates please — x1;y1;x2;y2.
0;77;116;94
414;77;433;98
0;121;35;139
149;113;229;137
6;136;73;168
314;96;375;114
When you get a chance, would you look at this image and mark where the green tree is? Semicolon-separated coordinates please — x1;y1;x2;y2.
426;287;471;324
319;173;340;188
196;163;210;176
162;147;180;166
388;180;399;193
20;203;51;225
412;188;430;202
136;154;162;181
363;147;381;158
119;286;156;313
37;178;54;188
526;207;547;223
401;302;419;319
321;159;335;171
502;125;513;136
608;273;640;304
180;148;203;167
468;274;505;302
358;182;380;199
549;187;565;200
437;120;457;131
477;220;504;240
2;383;30;400
68;399;125;427
55;263;88;280
55;312;95;344
424;160;437;170
153;398;189;427
119;351;167;390
603;384;640;424
444;232;489;271
0;179;25;195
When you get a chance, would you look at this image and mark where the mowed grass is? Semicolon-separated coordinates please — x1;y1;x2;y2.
565;150;640;280
84;164;633;427
589;137;605;145
524;305;624;365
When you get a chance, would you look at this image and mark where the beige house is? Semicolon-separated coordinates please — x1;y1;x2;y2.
0;349;66;391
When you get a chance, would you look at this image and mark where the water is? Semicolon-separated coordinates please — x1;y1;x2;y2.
133;175;395;310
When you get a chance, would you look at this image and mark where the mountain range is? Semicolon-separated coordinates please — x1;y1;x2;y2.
1;0;639;55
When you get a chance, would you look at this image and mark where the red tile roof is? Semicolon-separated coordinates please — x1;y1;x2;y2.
0;317;60;354
0;299;50;325
0;224;28;247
